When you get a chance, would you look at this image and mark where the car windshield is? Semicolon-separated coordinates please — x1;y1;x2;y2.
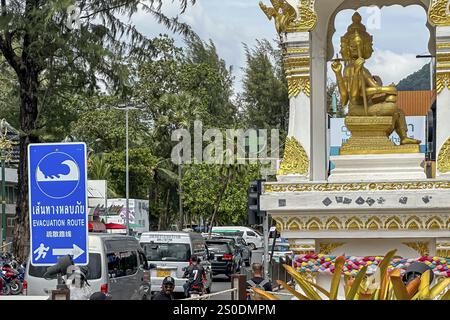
28;253;102;280
206;242;231;254
213;231;244;237
141;243;191;262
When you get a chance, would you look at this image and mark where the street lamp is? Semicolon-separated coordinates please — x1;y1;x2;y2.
416;54;435;91
114;103;144;236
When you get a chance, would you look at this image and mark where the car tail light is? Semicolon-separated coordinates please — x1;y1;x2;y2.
222;254;233;261
23;280;28;295
101;284;108;294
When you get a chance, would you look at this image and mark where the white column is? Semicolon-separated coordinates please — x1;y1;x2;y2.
435;26;450;179
310;25;328;181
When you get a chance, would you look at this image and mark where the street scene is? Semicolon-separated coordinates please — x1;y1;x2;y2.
0;0;450;305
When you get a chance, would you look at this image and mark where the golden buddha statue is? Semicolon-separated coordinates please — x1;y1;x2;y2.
331;12;421;154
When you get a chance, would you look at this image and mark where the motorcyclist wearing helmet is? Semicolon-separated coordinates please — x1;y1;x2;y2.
183;255;206;297
152;276;175;300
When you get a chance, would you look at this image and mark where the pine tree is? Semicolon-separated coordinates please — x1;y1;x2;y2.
0;0;196;261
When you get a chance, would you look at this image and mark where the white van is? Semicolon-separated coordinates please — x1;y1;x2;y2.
25;234;151;300
211;226;263;250
139;231;213;294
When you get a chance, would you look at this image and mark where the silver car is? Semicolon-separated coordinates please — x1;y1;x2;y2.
25;233;152;300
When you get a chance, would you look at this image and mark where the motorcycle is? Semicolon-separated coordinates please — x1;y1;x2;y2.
1;264;23;295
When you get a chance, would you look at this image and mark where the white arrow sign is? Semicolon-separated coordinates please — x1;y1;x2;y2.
52;244;84;259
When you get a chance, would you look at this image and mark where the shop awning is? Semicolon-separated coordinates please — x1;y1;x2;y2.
105;223;127;230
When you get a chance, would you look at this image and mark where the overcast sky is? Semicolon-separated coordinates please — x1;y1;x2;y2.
130;1;431;93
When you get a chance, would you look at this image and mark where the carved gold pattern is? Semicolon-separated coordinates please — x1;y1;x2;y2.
437;242;450;258
318;242;345;255
283;57;310;69
287;76;310;97
277;136;309;175
286;0;317;33
286;47;309;54
428;0;450;26
276;214;448;232
438;137;450;173
402;242;430;256
437;42;450;49
264;181;450;193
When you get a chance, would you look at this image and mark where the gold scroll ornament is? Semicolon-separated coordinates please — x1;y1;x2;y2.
259;1;317;35
277;136;309;175
438;137;450;173
428;0;450;26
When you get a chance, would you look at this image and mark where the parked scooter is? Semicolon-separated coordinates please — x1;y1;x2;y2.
1;263;23;295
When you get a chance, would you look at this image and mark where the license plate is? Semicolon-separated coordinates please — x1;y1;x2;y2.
156;269;172;278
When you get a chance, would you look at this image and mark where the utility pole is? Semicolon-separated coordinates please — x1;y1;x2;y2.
178;165;183;230
115;103;143;235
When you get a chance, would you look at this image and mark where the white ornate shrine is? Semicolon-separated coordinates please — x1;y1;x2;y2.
259;0;450;277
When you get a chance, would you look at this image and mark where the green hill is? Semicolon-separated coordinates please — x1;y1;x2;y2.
396;63;431;91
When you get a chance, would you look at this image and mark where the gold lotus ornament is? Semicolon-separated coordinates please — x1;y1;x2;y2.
277;137;309;176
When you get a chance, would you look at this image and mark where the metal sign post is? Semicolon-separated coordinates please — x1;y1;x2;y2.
28;143;88;266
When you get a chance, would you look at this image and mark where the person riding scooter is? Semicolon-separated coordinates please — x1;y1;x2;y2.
183;255;206;297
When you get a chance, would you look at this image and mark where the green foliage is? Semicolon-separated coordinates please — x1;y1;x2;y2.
104;147;158;199
396;63;431;91
181;164;260;226
239;40;289;134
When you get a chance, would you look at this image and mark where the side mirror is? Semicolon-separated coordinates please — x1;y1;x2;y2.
149;263;157;270
209;253;215;260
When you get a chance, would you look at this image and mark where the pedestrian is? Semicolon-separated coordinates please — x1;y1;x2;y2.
66;266;92;300
246;263;272;293
152;276;175;300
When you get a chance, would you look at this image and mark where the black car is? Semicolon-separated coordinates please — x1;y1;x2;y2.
206;239;243;278
210;236;251;267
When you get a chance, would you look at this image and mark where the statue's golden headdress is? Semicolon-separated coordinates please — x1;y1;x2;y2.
340;12;373;60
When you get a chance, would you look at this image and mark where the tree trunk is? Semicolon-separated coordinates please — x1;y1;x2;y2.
12;66;39;262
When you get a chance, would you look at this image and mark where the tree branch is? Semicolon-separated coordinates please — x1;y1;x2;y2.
79;0;138;19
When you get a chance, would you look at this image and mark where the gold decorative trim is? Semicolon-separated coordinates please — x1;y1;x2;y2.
283;56;310;69
264;181;450;193
437;242;450;258
277;136;309;175
403;242;430;256
275;214;448;232
437;52;450;63
437;42;450;49
318;242;345;255
438;137;450;173
286;47;309;54
287;76;310;98
428;0;450;26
